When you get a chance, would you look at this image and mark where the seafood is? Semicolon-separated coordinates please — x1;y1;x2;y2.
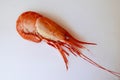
16;11;120;78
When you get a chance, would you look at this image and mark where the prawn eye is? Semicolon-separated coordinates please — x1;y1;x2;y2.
65;36;70;40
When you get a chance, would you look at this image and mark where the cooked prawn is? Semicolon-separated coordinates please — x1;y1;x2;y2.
16;11;120;78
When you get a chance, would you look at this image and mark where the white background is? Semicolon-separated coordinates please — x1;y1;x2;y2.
0;0;120;80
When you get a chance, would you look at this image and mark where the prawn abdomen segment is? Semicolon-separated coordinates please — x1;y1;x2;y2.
16;11;42;42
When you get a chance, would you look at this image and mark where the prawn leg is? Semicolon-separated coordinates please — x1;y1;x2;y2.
45;40;69;69
56;43;69;70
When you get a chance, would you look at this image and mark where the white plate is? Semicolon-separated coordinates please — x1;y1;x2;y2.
0;0;120;80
